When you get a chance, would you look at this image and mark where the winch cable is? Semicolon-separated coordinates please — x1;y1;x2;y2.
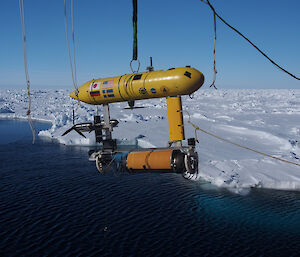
183;110;300;168
210;11;217;89
70;0;78;91
200;0;300;81
64;0;80;107
130;0;140;73
18;0;36;144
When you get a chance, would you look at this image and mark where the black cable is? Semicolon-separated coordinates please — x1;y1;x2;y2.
201;0;300;81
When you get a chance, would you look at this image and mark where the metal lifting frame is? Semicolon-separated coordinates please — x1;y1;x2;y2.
94;103;116;151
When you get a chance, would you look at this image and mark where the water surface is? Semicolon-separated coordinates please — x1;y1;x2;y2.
0;120;299;256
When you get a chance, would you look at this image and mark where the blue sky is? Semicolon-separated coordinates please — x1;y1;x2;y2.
0;0;299;89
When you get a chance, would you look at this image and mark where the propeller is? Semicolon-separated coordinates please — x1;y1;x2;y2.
61;123;94;138
62;120;119;138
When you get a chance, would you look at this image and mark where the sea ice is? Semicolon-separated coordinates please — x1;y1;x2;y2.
1;88;300;191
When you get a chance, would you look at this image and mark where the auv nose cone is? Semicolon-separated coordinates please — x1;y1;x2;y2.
69;89;78;100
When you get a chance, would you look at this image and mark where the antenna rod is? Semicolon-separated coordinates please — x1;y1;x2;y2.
147;56;154;72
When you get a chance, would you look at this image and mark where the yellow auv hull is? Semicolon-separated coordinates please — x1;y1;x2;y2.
70;67;204;105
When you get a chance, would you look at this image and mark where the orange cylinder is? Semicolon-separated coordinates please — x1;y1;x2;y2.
127;149;173;171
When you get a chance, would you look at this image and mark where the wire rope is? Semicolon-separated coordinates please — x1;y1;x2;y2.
19;0;36;144
183;110;300;168
71;0;78;91
210;12;217;89
64;0;79;96
200;0;300;81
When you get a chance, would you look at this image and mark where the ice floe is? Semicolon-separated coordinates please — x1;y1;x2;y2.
1;88;300;192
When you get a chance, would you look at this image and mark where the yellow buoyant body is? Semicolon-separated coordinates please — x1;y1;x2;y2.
70;67;204;105
166;96;185;141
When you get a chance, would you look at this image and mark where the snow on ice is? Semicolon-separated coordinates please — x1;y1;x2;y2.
1;88;300;192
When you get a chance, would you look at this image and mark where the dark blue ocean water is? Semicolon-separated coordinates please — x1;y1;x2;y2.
0;119;300;257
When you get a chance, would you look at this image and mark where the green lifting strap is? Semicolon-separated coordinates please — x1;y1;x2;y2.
132;0;138;60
